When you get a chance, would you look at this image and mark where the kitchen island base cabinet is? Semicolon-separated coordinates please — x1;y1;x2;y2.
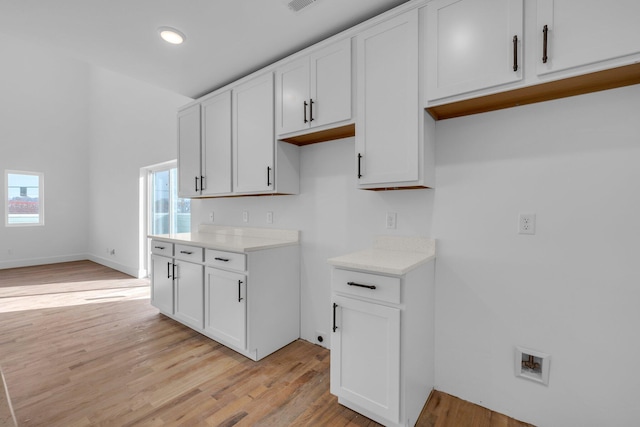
150;254;174;315
174;260;204;330
330;260;435;427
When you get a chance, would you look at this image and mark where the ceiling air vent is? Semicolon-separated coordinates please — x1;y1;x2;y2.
284;0;319;13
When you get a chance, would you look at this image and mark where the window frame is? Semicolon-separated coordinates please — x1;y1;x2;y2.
5;170;45;227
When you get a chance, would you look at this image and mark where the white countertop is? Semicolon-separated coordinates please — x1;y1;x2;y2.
149;225;299;252
327;236;436;276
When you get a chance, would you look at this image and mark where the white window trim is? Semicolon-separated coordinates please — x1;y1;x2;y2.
5;170;44;227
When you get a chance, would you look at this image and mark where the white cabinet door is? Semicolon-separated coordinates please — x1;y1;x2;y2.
331;295;400;424
201;91;232;196
356;9;420;186
204;267;247;350
151;254;174;314
536;0;640;76
233;73;275;194
177;104;201;198
426;0;523;101
174;260;204;330
276;58;310;135
309;38;352;129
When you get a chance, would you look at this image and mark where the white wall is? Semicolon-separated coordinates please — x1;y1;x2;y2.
191;137;434;345
0;35;91;268
432;85;640;426
87;67;191;276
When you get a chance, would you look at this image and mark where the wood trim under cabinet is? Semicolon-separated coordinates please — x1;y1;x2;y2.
426;63;640;121
280;123;355;146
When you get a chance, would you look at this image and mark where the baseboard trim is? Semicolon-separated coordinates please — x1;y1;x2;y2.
0;254;87;270
87;255;140;278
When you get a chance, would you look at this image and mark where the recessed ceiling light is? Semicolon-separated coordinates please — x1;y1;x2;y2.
158;27;186;45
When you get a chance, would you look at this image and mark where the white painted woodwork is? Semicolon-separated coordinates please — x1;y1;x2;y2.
174;260;204;330
177;104;201;198
205;249;247;272
331;294;401;423
233;72;275;194
174;244;203;263
276;38;352;136
426;0;523;101
200;90;232;196
330;260;435;427
536;0;640;76
150;254;174;315
356;9;420;186
150;240;173;257
204;267;247;350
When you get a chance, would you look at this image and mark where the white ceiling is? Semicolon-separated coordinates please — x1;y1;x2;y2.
0;0;408;98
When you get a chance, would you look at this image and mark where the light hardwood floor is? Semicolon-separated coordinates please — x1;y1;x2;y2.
0;261;533;426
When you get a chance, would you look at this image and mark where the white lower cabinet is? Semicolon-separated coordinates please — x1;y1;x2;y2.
331;295;401;422
204;267;247;350
150;254;174;315
330;262;435;427
174;260;204;330
149;236;300;362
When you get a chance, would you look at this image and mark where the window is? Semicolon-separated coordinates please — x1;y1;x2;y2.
148;162;190;235
5;170;44;226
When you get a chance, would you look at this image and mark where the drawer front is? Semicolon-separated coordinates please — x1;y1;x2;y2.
332;268;401;304
174;244;203;263
151;240;173;256
205;249;247;272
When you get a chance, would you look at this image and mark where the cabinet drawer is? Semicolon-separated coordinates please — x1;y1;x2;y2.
205;249;246;272
174;244;203;263
151;240;173;256
332;269;401;304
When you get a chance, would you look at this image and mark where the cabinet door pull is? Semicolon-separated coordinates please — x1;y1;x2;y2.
154;245;165;250
167;262;172;279
172;263;176;279
347;281;377;290
513;35;519;72
309;99;314;122
214;257;230;262
180;250;193;255
303;100;308;123
195;176;199;192
267;166;272;187
200;175;205;190
357;153;363;179
542;25;549;63
332;303;338;332
238;280;244;302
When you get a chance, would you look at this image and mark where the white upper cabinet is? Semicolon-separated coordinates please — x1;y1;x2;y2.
536;0;640;76
276;38;352;137
177;104;201;198
200;91;232;196
233;72;276;194
356;8;434;189
426;0;524;102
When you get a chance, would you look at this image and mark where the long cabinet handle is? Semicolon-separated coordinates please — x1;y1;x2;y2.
172;263;176;279
513;35;519;72
200;175;205;191
180;250;193;255
195;176;199;192
542;25;549;63
309;99;314;122
267;166;272;187
357;153;363;179
347;281;377;290
332;303;338;332
238;280;244;302
154;245;165;250
303;100;308;123
167;262;172;279
214;257;230;262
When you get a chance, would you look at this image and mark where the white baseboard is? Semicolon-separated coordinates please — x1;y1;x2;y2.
87;255;140;278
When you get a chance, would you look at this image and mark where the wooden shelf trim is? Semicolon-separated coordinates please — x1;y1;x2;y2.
280;123;355;146
426;62;640;121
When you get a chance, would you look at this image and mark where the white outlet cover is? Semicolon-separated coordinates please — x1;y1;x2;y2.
518;213;536;235
242;211;249;223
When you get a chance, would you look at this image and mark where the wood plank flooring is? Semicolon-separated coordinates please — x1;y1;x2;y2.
0;261;534;426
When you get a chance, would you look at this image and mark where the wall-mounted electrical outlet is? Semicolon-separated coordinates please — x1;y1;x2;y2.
209;212;214;222
518;213;536;235
266;211;273;224
242;210;249;223
386;212;397;229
